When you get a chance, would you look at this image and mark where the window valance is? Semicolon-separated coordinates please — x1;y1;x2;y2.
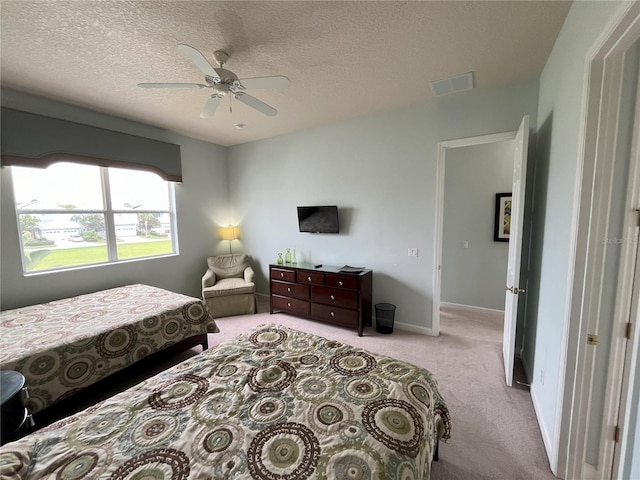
1;108;182;182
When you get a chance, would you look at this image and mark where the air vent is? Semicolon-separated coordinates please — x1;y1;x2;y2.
430;72;474;97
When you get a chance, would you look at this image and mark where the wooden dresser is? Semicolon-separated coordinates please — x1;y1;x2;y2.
269;263;372;336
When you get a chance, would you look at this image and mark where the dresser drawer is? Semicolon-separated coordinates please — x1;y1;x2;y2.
311;303;358;327
272;295;310;316
271;268;296;282
311;286;358;309
297;271;325;286
271;281;309;300
326;274;358;290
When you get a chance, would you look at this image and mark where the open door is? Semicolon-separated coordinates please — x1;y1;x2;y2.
503;115;530;386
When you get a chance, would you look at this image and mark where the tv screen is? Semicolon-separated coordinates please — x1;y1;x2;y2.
297;206;339;233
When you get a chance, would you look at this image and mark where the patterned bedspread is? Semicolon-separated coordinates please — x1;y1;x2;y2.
0;284;219;414
0;323;451;480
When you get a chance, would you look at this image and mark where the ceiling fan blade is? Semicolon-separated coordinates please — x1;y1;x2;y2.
200;95;222;118
177;44;219;78
234;92;277;116
238;75;291;90
138;82;207;88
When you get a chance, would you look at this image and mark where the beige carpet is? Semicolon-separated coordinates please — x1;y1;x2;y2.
34;298;555;479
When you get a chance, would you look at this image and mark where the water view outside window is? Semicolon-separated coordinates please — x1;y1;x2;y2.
12;163;177;273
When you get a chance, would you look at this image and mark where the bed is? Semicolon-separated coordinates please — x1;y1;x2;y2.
0;323;451;479
0;284;219;415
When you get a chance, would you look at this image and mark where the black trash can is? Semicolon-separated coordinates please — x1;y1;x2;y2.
375;303;396;334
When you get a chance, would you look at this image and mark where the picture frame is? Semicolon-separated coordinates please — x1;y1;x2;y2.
494;192;512;242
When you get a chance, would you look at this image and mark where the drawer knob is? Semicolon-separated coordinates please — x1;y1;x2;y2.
287;287;291;292
280;273;284;277
330;295;335;300
287;302;292;307
307;276;312;282
338;281;343;286
330;311;335;317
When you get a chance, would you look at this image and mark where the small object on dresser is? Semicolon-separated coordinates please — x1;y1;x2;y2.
292;249;297;264
315;264;323;268
285;248;292;264
277;253;283;265
340;265;365;274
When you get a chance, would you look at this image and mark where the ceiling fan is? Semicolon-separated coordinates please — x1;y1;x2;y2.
138;44;290;118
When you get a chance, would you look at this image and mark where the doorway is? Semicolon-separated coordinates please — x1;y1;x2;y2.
561;6;640;478
433;132;516;330
434;116;530;387
439;140;515;312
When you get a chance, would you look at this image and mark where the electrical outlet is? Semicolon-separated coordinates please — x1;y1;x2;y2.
463;241;469;249
540;369;545;386
408;248;418;257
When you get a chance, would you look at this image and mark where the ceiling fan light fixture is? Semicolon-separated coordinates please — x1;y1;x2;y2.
214;84;229;96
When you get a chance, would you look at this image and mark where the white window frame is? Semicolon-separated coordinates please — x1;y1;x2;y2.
13;164;178;274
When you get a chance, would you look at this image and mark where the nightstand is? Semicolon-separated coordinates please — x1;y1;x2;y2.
1;370;30;444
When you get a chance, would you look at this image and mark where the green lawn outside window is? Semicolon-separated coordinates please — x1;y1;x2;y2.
28;241;173;271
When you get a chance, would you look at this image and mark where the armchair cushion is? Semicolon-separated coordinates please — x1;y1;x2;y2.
202;278;255;298
207;254;249;279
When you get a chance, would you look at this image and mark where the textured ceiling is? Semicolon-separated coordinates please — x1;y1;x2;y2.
1;1;571;147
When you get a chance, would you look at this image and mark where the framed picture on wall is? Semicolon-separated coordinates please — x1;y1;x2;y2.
494;193;512;242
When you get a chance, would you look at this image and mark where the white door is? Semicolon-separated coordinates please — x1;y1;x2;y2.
503;115;530;386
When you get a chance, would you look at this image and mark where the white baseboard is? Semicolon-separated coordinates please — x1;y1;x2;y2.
368;314;436;336
530;383;555;473
440;301;505;315
393;321;436;336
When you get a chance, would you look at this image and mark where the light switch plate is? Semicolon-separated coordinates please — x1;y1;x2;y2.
408;248;418;257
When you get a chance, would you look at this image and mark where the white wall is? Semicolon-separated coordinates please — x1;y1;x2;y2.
525;0;630;473
0;88;231;310
228;79;538;333
441;140;514;310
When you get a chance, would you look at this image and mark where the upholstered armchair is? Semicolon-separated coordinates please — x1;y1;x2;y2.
202;254;256;318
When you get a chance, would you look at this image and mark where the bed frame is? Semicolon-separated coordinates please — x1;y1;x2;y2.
30;333;208;431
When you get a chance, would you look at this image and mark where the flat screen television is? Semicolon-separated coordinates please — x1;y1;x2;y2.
297;205;339;233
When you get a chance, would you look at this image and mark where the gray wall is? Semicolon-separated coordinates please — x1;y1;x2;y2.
525;0;631;473
0;88;231;310
441;140;514;310
227;79;538;333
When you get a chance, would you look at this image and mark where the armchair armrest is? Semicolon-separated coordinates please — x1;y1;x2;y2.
202;269;217;289
244;266;255;283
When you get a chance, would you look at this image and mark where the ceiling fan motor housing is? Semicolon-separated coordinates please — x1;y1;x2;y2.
214;68;239;84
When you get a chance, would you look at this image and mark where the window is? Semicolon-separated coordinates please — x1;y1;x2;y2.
11;162;177;273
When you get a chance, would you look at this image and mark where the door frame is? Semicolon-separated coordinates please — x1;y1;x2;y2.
433;131;516;336
559;2;640;478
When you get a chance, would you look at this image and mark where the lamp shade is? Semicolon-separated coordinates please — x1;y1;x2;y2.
220;226;238;241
